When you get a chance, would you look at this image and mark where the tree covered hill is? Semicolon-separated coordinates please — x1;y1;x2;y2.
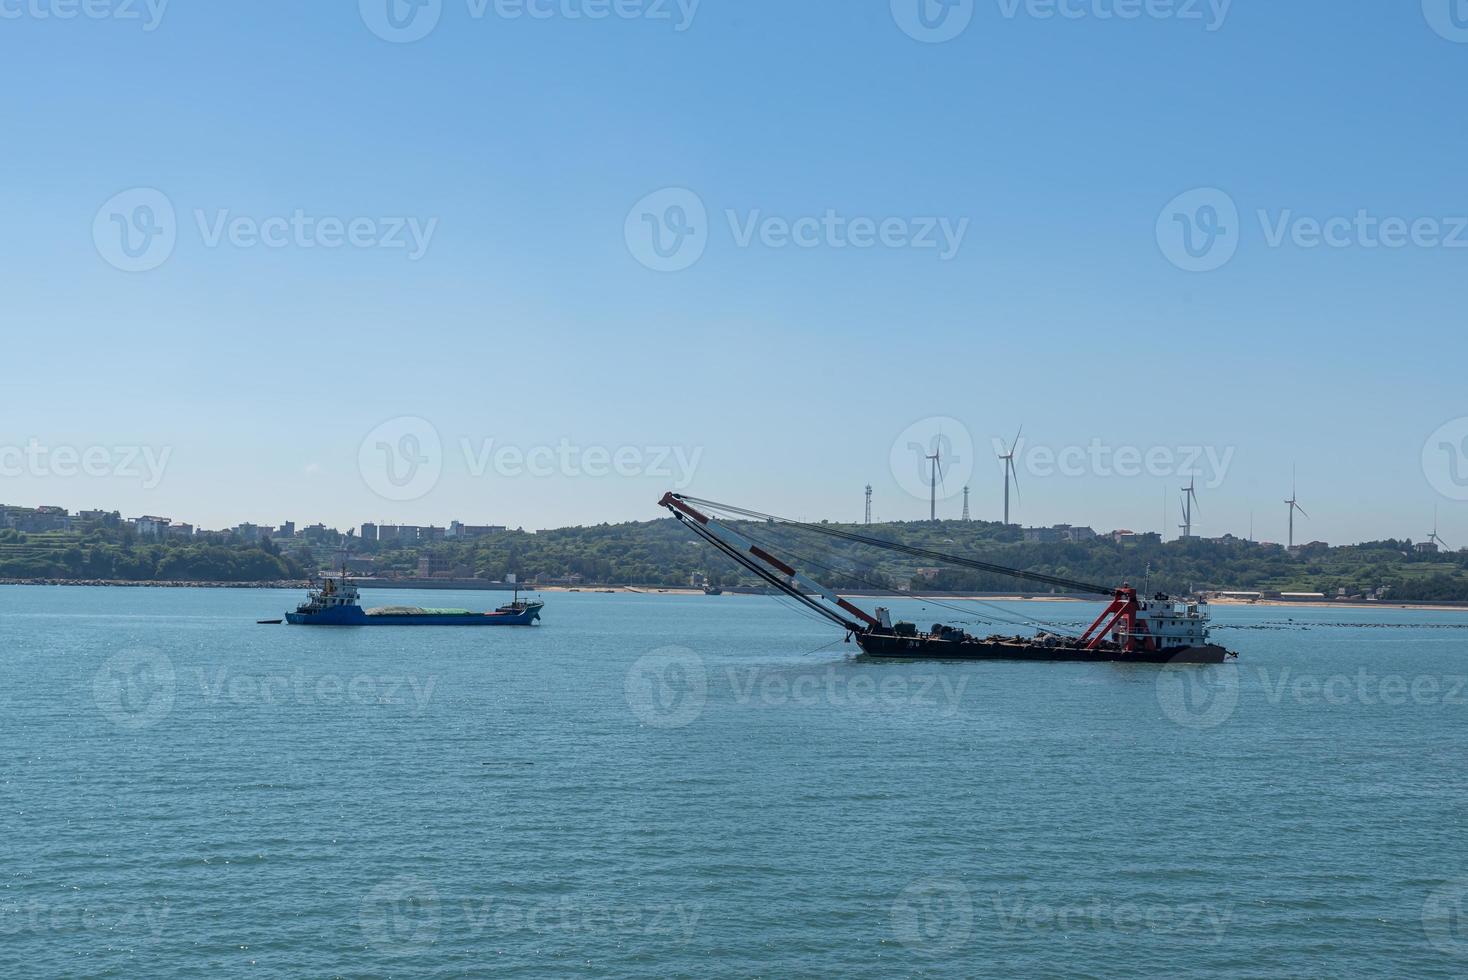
3;518;1467;602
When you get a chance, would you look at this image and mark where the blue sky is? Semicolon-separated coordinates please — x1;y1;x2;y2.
2;0;1465;544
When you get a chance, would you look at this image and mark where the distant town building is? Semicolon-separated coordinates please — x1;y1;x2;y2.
360;523;378;543
134;516;172;538
1415;541;1440;554
1023;524;1097;544
277;522;296;538
165;522;195;539
534;573;584;587
417;555;453;578
447;521;506;540
1;506;74;532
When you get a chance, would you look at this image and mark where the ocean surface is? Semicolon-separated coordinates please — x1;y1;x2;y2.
3;585;1468;978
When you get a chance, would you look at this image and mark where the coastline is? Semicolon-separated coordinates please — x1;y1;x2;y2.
4;580;1465;612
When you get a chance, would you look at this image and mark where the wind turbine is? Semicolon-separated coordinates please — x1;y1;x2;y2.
1285;470;1308;549
1428;506;1452;552
926;442;945;522
1179;478;1200;539
998;426;1022;526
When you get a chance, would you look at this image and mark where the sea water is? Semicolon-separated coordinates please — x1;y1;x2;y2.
3;586;1468;977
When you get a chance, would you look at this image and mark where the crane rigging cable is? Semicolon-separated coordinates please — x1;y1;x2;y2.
717;505;1085;638
674;495;1117;599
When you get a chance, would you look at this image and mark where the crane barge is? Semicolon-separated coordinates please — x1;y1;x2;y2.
659;493;1236;665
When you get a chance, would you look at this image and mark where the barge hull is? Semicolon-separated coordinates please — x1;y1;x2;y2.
856;633;1230;665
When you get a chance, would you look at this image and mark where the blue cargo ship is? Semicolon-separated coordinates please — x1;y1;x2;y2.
285;579;543;626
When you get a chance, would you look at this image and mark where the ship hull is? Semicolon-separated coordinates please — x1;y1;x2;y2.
856;631;1230;664
286;604;542;627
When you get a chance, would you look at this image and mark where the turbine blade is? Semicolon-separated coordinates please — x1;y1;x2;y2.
1010;425;1024;454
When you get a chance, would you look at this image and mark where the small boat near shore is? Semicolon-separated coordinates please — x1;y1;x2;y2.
284;579;543;627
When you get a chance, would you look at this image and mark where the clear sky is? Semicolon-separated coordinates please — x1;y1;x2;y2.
2;0;1465;545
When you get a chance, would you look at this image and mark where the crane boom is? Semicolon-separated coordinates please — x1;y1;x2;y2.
659;493;877;631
